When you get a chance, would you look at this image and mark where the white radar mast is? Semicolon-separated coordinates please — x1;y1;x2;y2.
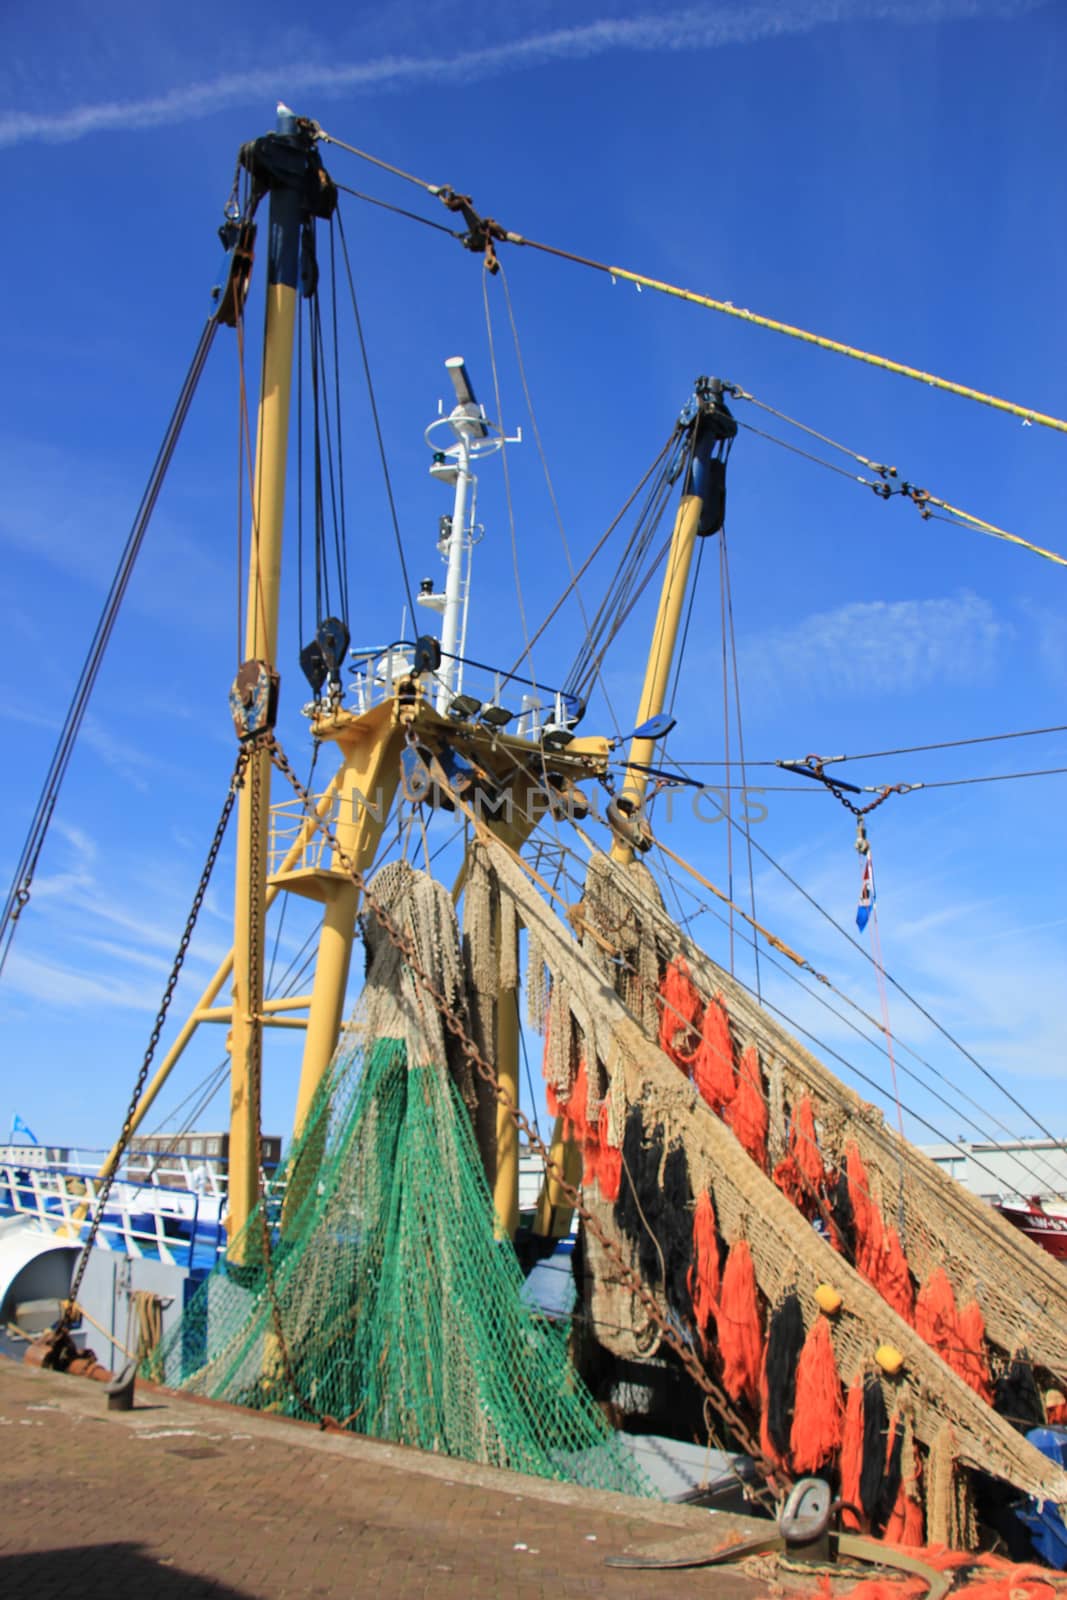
420;357;519;714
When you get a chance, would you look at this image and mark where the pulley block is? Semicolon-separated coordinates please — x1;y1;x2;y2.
230;660;279;740
606;795;653;853
316;616;351;683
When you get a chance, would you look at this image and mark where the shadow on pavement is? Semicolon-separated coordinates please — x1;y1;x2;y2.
0;1544;261;1599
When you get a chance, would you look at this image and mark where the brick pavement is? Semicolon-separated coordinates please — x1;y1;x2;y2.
0;1359;779;1599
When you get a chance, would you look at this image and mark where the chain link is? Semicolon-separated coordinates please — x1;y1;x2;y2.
57;744;254;1337
265;734;786;1500
825;779;908;820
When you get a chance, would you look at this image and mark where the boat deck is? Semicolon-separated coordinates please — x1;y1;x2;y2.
0;1359;775;1599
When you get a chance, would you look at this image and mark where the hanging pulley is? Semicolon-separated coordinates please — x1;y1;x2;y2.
606;794;653;853
230;660;279;740
299;616;350;698
678;376;738;537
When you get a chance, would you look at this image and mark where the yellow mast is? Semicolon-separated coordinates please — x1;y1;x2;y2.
226;110;337;1252
611;378;737;863
534;377;736;1237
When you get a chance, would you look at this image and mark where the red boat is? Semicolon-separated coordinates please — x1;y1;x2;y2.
996;1197;1067;1263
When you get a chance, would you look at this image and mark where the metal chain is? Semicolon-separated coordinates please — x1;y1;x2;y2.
826;780;908;820
265;734;786;1500
246;743;319;1418
58;744;253;1336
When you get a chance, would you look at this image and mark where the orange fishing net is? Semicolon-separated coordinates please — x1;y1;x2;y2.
718;1238;762;1405
657;954;702;1068
725;1044;769;1170
691;991;737;1112
688;1189;721;1351
790;1314;844;1472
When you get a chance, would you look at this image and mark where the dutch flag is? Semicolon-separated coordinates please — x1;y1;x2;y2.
856;852;876;933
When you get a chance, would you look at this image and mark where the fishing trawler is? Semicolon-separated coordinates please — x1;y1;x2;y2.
4;105;1067;1584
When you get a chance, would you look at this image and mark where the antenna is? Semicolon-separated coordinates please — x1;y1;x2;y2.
444;356;489;439
421;356;520;712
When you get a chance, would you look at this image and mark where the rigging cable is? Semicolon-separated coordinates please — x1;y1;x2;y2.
482;264;535;680
721;528;762;1001
503;430;675;682
327;226;351;621
552;813;1067;1200
631;722;1067;768
0;317;219;979
333;179;463;239
718;533;735;975
312;127;1067;439
569;790;1067;1187
333;204;417;624
494;259;624;740
531;815;1067;1204
563;430;687;701
731;410;1066;570
697;795;1067;1151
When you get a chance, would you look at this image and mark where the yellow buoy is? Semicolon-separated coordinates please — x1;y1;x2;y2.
814;1283;843;1315
876;1343;905;1376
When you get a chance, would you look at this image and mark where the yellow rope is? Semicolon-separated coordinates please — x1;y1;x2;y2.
315;127;1067;440
68;1299;137;1363
926;495;1067;569
604;265;1067;438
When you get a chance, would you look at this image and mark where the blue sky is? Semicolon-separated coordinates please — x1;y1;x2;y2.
0;0;1064;1169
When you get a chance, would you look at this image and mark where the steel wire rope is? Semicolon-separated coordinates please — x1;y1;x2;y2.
141;1060;232;1187
296;292;306;646
493;260;624;741
481;263;536;681
733;385;1067;569
414;761;1067;1430
718;533;735;974
651;765;1067;1154
310;284;349;625
644;838;1067;1203
266;734;778;1481
721;530;762;1001
503;431;676;684
308;293;332;624
334;205;417;624
510;816;1067;1258
481;268;574;864
315;128;1067;440
735;417;1067;570
570;524;679;705
235;311;245;665
518;1013;541;1141
669;723;1067;767
921;766;1067;789
610;763;1067;792
540;809;1067;1219
565;442;684;702
0;316;218;979
144;1056;230;1139
333;179;464;238
562;443;675;692
525;807;1067;1203
329;226;351;616
266;742;320;994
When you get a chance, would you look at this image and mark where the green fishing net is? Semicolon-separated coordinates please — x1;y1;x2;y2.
152;1033;650;1496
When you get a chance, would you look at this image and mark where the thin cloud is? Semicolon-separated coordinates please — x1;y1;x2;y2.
740;591;1006;703
0;0;1043;148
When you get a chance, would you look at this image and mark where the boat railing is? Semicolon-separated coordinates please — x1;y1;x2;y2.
345;641;579;741
346;645;416;715
269;792;344;877
0;1153;284;1270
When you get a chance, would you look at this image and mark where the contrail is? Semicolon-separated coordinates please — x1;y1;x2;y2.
0;0;1043;149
